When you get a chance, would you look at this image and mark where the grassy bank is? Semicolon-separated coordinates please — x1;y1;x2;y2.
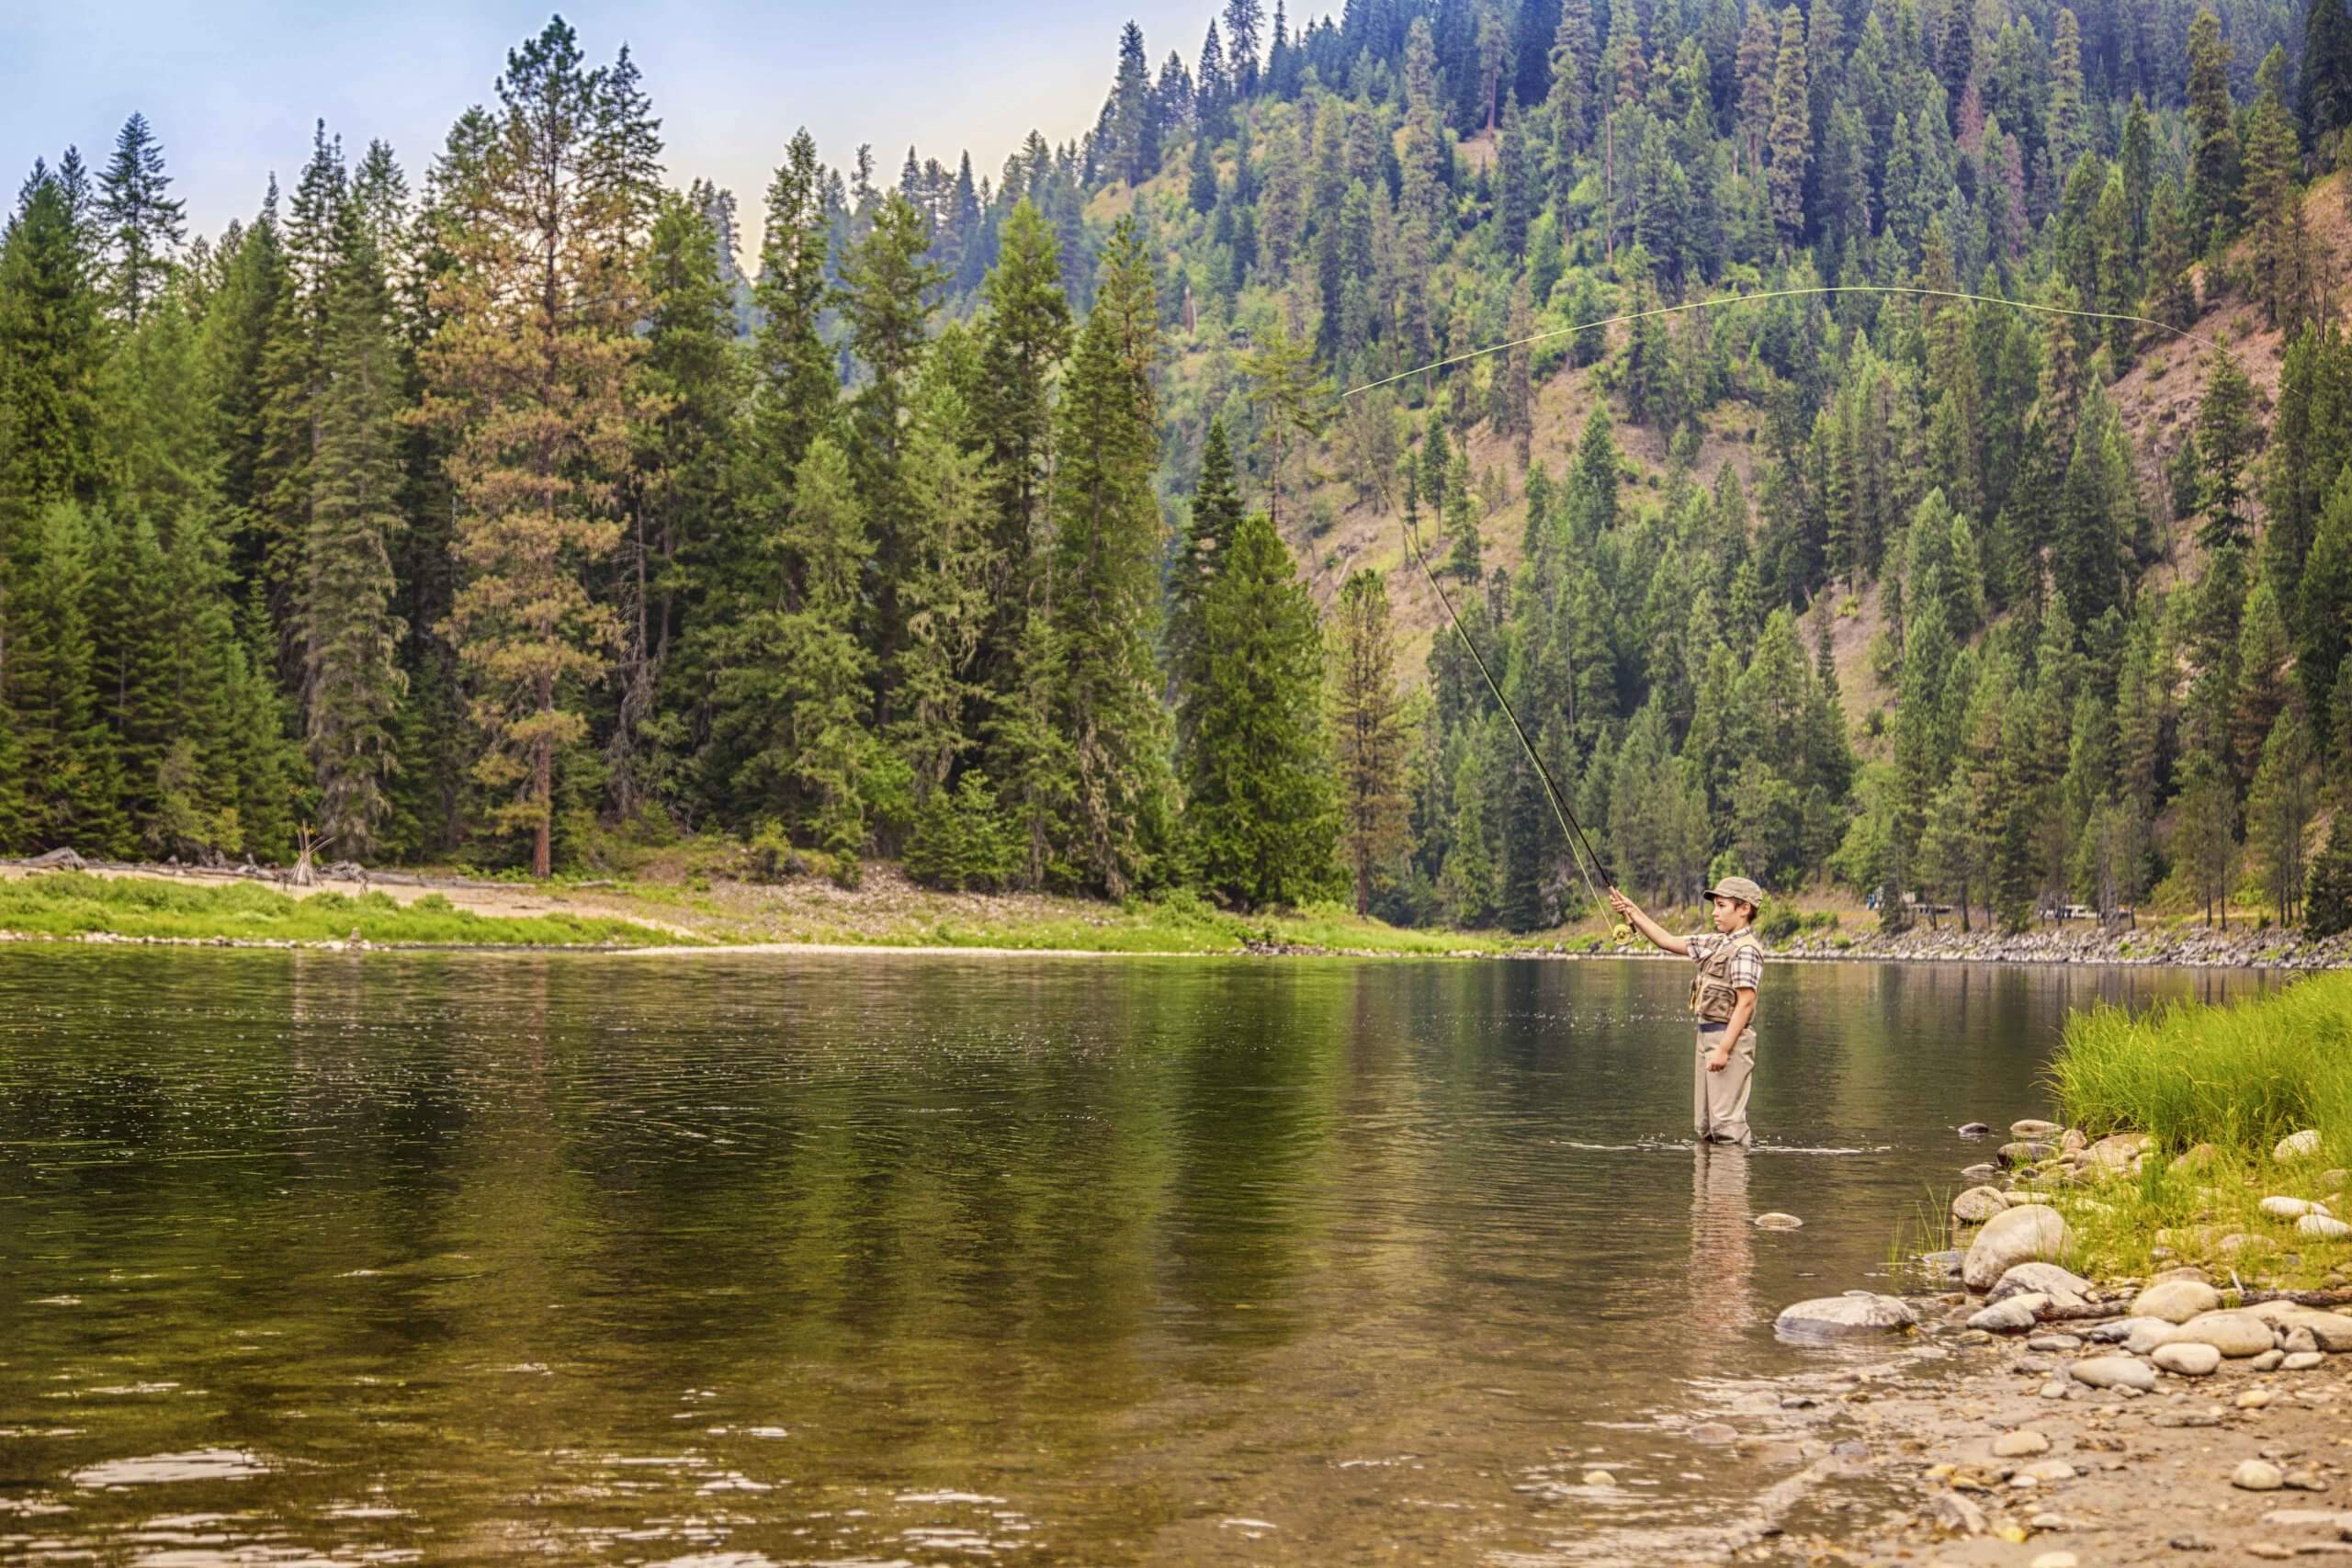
2033;974;2352;1287
0;872;667;947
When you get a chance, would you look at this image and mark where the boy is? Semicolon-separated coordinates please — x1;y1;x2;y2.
1607;877;1766;1146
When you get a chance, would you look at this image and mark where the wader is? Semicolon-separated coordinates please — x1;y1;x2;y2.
1690;931;1759;1146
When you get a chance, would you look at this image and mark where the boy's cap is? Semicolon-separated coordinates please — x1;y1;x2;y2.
1708;875;1766;907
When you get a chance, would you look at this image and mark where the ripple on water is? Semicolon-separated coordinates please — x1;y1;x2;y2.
72;1450;270;1488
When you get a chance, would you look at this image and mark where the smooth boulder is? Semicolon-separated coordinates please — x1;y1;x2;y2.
2259;1195;2323;1220
2011;1119;2062;1140
2175;1310;2276;1358
1990;1261;2093;1306
2276;1129;2324;1162
1951;1186;2008;1224
2086;1132;2151;1173
2153;1341;2222;1377
1970;1294;2047;1332
1775;1292;1917;1340
1963;1204;2071;1292
1755;1212;1804;1229
2131;1279;2222;1323
2298;1213;2351;1240
1999;1141;2055;1168
2069;1355;2158;1392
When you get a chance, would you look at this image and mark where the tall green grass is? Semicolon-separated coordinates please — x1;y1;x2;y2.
0;873;664;946
2049;973;2352;1156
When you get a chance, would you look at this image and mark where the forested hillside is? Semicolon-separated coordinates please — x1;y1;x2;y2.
6;0;2352;939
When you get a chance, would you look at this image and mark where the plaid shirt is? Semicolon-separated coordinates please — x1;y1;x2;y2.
1690;932;1763;994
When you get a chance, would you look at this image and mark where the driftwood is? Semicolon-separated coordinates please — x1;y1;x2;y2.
2026;1286;2352;1325
19;847;87;871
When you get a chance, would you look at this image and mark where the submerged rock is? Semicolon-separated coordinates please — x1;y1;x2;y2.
1755;1212;1804;1229
1775;1293;1917;1340
1958;1122;1992;1138
1963;1204;2071;1292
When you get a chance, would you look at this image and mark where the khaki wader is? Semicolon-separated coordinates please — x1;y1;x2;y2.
1690;931;1759;1146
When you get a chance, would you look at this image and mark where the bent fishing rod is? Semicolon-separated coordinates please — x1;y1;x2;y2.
1351;281;2237;913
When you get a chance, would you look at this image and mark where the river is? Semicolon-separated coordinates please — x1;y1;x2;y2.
0;950;2272;1563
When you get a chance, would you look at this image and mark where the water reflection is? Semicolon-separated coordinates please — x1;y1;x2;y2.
0;950;2274;1564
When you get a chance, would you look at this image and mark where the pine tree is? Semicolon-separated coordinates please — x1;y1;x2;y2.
2243;51;2306;329
1170;418;1245;743
2144;176;2199;330
1225;0;1265;98
253;122;347;659
1185;509;1338;908
1330;568;1410;914
2305;0;2352;144
890;339;992;804
1766;6;1811;246
414;19;656;876
1110;21;1160;186
7;503;124;852
748;130;836;491
301;204;410;857
2195;352;2261;549
1049;219;1172;896
1239;319;1330;527
973;199;1072;694
2049;9;2089;175
0;175;105;528
96;112;187;324
2187;9;2241;239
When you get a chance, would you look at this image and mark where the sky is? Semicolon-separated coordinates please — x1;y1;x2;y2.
3;0;1224;260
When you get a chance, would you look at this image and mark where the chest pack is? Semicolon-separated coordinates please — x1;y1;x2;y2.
1689;931;1760;1023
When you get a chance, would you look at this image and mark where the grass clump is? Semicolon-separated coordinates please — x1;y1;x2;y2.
0;873;666;947
2050;973;2352;1154
2035;974;2352;1288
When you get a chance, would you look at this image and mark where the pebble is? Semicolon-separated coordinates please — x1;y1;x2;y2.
2030;1552;2079;1568
2021;1460;2076;1483
2169;1532;2214;1551
2029;1511;2069;1530
2236;1460;2288;1492
2249;1544;2292;1561
2285;1469;2328;1491
1581;1468;1614;1485
2251;1349;2287;1371
2240;1389;2278;1409
1993;1429;2052;1458
2039;1381;2069;1399
1755;1211;1804;1229
2284;1351;2326;1371
2028;1334;2084;1352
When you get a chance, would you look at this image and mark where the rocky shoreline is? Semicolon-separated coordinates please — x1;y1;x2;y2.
1544;923;2352;971
1745;1118;2352;1564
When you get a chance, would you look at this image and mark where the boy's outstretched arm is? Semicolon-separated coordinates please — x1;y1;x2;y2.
1608;886;1691;956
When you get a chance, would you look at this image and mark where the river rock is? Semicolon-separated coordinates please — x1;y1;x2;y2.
1918;1248;1965;1280
2323;1168;2349;1191
2277;1308;2352;1351
2176;1310;2277;1358
2029;1334;2083;1352
1961;1162;2000;1183
1958;1122;1992;1138
2251;1349;2287;1371
2235;1460;2287;1492
1992;1262;2093;1305
2070;1355;2159;1392
2277;1129;2324;1162
2154;1341;2223;1376
1964;1204;2071;1291
2125;1319;2186;1354
1929;1490;1988;1536
2030;1552;2079;1568
2012;1119;2062;1140
2298;1213;2352;1240
2283;1350;2326;1370
2000;1140;2056;1168
2132;1278;2222;1323
1970;1294;2047;1332
1992;1429;2051;1458
1775;1293;1917;1340
1951;1186;2008;1224
2260;1195;2323;1219
1755;1212;1804;1229
2086;1132;2152;1173
2060;1127;2088;1154
2172;1142;2221;1173
2241;1389;2278;1408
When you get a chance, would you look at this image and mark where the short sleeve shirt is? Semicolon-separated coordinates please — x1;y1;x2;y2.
1689;932;1763;993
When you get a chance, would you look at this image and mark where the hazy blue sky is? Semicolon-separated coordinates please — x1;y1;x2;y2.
3;1;1222;258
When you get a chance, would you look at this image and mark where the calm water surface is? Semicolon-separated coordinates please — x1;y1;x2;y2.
0;951;2271;1563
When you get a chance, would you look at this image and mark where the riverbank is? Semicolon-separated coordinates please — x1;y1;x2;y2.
1758;972;2352;1562
9;853;2352;965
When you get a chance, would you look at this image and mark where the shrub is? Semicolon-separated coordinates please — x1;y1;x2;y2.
903;773;1016;892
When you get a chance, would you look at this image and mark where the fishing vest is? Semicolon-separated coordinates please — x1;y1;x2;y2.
1690;931;1762;1024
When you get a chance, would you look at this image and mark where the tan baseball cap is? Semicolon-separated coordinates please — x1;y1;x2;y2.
1707;875;1766;908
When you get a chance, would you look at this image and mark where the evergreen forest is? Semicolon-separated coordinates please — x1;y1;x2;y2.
9;0;2352;938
